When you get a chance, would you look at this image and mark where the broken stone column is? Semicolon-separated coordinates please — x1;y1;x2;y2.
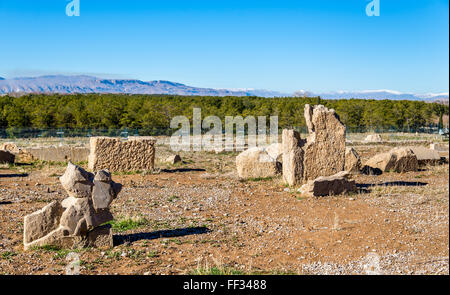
302;104;346;181
23;162;122;250
282;129;305;186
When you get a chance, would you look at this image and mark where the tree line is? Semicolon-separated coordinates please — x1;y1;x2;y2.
0;94;448;134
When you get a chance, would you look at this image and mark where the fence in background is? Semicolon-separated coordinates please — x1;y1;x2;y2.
0;125;448;139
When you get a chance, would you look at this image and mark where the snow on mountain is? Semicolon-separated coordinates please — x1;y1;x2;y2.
0;75;285;97
0;75;447;101
294;89;449;102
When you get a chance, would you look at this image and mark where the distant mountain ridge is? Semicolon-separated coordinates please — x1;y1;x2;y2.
297;89;449;102
0;75;448;102
0;75;284;97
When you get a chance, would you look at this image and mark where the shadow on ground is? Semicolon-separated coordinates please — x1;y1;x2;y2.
357;181;428;193
0;173;29;178
160;168;206;173
113;226;210;246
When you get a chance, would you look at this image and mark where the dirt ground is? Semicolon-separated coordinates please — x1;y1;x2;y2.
0;140;448;275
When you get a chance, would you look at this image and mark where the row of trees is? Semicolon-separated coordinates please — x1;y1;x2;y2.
0;94;448;133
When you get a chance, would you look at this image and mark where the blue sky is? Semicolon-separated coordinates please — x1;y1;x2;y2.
0;0;448;93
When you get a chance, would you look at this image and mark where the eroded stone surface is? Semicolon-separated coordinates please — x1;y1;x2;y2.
59;162;94;198
236;147;281;179
299;171;356;197
24;163;120;250
302;104;346;181
282;130;304;186
23;201;64;244
88;136;156;172
365;147;418;173
345;147;362;173
265;143;283;162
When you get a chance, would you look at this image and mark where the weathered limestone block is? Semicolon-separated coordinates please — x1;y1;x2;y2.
344;147;362;173
429;143;447;152
365;152;396;172
364;134;383;142
60;162;94;198
0;150;15;164
390;147;418;172
23;201;64;244
92;170;122;210
236;147;281;179
282;130;305;186
0;142;20;153
302;104;346;181
366;147;418;173
298;171;356;197
265;143;283;162
23;146;90;163
409;146;442;166
24;163;120;250
165;154;182;164
88;136;156;172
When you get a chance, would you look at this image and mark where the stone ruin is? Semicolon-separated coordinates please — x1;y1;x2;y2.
236;104;356;196
282;104;346;186
88;136;156;172
23;162;122;250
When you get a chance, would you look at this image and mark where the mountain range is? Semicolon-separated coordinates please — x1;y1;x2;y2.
0;75;448;102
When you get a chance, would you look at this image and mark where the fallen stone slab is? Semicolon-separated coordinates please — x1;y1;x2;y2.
365;147;418;173
0;150;15;164
23;201;65;245
236;147;281;179
298;171;356;197
23;146;90;163
409;146;443;166
429;143;448;152
390;147;419;172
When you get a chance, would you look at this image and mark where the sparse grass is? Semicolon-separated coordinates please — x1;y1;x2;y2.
112;170;143;176
168;195;179;202
191;266;244;275
107;216;148;232
31;245;81;260
241;177;274;182
1;251;17;261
